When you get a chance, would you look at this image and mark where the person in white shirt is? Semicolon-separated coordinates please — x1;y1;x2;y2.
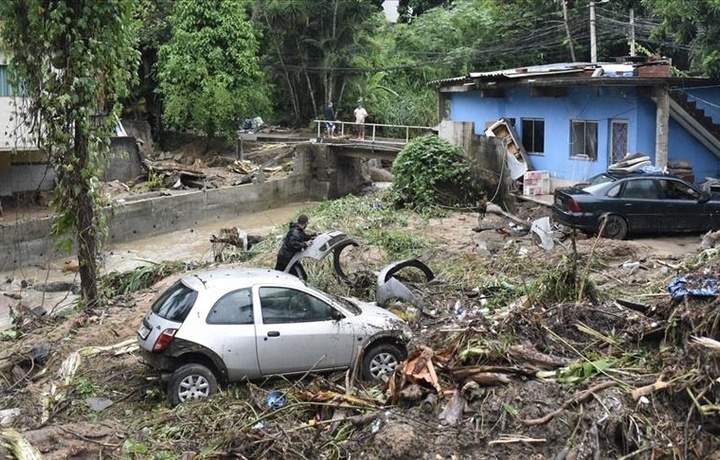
353;104;369;140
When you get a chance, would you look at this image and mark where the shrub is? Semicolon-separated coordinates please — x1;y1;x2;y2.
390;135;479;210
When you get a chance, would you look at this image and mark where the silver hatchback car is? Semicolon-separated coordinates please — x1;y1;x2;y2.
137;268;411;404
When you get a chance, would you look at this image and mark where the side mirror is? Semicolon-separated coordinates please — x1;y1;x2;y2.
699;192;710;203
330;308;345;321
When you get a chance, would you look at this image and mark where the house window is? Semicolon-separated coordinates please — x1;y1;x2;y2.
0;66;12;97
610;120;628;165
521;118;544;154
570;120;598;160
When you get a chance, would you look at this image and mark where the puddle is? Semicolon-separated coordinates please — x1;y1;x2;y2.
0;202;314;331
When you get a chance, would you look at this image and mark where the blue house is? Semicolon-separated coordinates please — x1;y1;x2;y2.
434;60;720;190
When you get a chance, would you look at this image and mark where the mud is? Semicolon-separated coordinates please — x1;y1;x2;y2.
1;138;719;459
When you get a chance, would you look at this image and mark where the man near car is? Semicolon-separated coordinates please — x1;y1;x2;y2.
275;214;314;278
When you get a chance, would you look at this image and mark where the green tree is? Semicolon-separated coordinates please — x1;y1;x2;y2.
127;0;174;138
643;0;720;77
255;0;382;124
0;0;138;308
158;0;269;142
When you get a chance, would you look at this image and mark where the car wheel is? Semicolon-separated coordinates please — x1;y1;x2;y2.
362;344;404;381
167;364;218;405
600;215;628;240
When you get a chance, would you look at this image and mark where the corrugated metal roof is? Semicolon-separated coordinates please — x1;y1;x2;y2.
469;62;591;79
433;62;595;86
428;75;471;85
432;60;693;87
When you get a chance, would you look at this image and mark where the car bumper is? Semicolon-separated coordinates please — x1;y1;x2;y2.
551;205;598;233
138;348;179;376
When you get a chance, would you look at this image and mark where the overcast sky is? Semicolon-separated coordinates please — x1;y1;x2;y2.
383;0;400;23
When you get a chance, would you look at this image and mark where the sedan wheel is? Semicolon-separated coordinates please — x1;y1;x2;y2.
599;215;628;240
167;364;218;405
362;344;404;380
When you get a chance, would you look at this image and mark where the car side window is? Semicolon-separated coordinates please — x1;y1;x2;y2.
259;287;334;324
606;183;621;198
660;179;699;200
621;179;660;199
206;288;253;325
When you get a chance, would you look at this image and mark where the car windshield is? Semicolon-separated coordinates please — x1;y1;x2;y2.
328;293;362;315
578;173;617;188
151;280;198;322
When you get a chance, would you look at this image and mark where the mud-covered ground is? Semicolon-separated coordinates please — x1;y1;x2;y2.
2;139;720;459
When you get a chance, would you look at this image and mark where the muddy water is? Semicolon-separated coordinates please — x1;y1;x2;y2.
0;202;315;331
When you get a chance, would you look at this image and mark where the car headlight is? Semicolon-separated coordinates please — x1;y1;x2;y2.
401;323;413;341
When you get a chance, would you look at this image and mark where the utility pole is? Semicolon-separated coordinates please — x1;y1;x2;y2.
629;8;636;56
590;1;598;63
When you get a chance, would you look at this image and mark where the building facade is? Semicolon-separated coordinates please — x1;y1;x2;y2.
435;60;720;189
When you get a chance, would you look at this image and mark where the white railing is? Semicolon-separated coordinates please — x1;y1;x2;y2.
313;119;435;144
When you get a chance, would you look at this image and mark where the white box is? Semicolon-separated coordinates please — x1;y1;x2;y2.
523;170;550;196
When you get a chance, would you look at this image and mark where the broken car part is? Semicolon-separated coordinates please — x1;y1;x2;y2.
375;259;435;307
284;231;359;283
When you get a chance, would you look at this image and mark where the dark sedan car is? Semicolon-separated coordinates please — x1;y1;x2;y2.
552;172;720;239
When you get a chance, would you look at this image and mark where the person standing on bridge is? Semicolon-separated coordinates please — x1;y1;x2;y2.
324;102;336;138
353;103;369;141
275;214;315;279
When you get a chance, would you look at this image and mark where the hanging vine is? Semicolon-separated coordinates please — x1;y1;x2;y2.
0;0;139;308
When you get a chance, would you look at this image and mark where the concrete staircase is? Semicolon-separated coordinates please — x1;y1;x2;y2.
668;89;720;159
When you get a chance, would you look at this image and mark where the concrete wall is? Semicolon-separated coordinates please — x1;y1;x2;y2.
0;142;360;271
439;120;513;207
104;137;144;182
1;136;145;198
122;119;154;159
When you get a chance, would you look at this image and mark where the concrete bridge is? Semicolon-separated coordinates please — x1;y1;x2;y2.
312;120;435;161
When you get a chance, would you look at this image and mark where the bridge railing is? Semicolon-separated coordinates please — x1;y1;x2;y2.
313;119;435;144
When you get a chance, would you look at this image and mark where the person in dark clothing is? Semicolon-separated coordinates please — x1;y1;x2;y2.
274;214;314;279
323;102;336;137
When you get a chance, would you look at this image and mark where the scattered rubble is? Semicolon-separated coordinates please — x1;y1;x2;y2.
2;141;720;457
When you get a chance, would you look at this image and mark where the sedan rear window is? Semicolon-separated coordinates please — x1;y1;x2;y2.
151;280;198;322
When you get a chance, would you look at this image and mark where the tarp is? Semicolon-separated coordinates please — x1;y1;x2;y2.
668;276;718;300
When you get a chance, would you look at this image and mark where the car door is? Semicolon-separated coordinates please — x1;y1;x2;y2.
657;178;711;232
203;288;260;381
254;286;355;375
616;178;663;232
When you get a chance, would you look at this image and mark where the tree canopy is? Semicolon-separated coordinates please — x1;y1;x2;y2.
117;0;720;136
157;0;269;140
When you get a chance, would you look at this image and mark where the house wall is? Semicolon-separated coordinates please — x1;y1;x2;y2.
636;97;657;158
448;86;642;185
668;118;720;181
447;84;720;186
0;98;36;153
0;151;54;197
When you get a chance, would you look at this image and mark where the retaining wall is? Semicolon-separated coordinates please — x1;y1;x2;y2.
1;143;367;271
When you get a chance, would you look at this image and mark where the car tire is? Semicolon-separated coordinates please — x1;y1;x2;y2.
362;344;404;381
167;364;218;405
600;215;628;240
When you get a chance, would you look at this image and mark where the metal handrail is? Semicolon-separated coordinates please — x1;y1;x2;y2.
313;119;435;144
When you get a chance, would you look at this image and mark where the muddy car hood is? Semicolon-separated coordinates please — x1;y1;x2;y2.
348;297;411;339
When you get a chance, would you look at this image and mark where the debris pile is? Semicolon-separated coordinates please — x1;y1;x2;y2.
3;200;720;458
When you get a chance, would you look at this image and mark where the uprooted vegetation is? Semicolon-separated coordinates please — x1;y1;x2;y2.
1;191;720;459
